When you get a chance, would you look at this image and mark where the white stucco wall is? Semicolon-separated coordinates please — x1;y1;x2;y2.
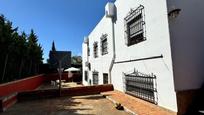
82;42;89;86
110;0;177;111
82;0;178;112
82;16;113;85
167;0;204;91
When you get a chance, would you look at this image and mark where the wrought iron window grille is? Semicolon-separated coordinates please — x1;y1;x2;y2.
88;47;90;56
85;71;88;81
103;73;109;84
124;5;146;46
92;70;99;85
86;39;90;56
100;34;108;55
123;69;158;104
93;42;98;58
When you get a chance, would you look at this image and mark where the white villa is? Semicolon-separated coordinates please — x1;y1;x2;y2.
82;0;204;114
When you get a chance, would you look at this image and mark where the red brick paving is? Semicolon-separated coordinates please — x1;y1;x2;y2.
102;90;176;115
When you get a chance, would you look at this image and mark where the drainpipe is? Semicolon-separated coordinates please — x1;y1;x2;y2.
109;18;116;84
84;37;90;85
87;38;90;85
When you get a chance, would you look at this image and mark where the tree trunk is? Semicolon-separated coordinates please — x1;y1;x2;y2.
29;60;32;75
37;64;39;74
19;59;24;79
34;63;37;74
2;54;9;82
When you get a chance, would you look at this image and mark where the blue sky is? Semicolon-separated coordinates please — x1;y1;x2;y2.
0;0;115;63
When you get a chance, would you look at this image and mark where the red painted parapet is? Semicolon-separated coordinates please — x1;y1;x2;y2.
0;74;45;97
0;73;82;97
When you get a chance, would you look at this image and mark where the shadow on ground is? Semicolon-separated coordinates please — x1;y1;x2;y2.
1;95;130;115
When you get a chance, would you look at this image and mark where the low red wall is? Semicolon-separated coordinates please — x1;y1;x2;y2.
61;84;114;96
0;74;45;96
17;84;114;101
44;73;68;81
0;73;82;97
44;73;82;82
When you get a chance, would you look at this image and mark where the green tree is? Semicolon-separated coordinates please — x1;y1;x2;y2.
71;56;82;65
14;32;28;78
28;29;43;75
0;15;43;83
0;19;16;81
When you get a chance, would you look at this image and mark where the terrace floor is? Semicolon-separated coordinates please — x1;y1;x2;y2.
102;90;176;115
1;94;131;115
36;82;82;90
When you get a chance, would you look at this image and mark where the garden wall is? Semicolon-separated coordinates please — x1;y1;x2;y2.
0;74;45;97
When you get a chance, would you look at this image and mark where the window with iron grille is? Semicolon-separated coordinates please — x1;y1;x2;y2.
87;39;90;56
124;70;157;104
85;71;88;81
85;62;91;70
92;71;99;85
124;5;146;46
103;73;108;84
88;47;90;56
93;42;98;58
101;34;108;55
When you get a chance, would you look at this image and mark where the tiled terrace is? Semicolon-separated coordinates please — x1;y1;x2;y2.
36;82;83;90
0;74;178;115
102;90;176;115
1;94;131;115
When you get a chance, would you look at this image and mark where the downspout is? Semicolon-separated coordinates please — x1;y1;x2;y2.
87;38;90;85
109;18;116;84
84;37;90;85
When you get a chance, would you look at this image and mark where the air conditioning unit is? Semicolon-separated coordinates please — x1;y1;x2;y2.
105;2;116;18
84;36;89;44
85;61;89;67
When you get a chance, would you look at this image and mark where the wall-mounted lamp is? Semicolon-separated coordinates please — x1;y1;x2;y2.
168;8;181;19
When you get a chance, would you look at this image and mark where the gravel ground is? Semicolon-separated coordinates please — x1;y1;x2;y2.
1;94;131;115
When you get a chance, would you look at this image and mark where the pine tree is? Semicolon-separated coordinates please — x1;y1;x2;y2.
0;15;43;83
